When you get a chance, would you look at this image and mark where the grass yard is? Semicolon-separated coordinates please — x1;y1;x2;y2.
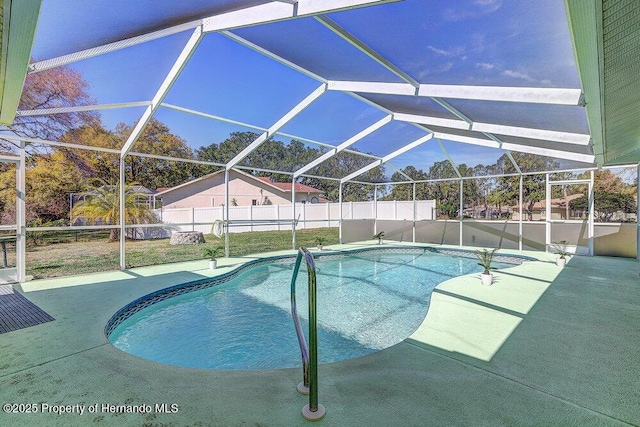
21;228;340;279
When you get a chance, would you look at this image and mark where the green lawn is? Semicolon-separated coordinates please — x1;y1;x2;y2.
22;228;340;279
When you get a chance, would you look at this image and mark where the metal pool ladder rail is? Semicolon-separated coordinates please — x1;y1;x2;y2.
290;246;325;421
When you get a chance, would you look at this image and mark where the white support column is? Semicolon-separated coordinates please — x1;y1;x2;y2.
545;174;551;252
292;178;296;250
16;142;26;282
413;183;416;243
459;179;463;247
339;183;343;244
224;170;230;258
373;184;378;236
519;175;523;251
589;170;595;256
119;157;126;269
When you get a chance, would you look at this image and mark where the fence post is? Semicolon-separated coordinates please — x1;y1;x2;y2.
250;204;253;232
303;202;306;230
326;202;330;229
191;207;195;232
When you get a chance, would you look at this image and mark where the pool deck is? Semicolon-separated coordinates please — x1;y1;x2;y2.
0;242;639;426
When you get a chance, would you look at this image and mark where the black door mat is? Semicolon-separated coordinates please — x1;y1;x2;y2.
0;285;54;334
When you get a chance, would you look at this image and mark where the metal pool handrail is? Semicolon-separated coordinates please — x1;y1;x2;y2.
290;246;325;421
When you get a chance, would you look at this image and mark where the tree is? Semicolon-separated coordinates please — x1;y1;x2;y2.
496;153;559;220
1;64;98;151
389;166;428;201
570;192;636;222
116;119;201;189
70;182;155;241
58;119;200;190
570;169;637;222
26;151;87;223
302;151;386;202
197;132;386;202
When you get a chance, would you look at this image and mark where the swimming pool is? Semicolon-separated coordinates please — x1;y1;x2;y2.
107;247;525;370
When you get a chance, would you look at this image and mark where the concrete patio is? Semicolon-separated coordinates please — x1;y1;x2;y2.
0;243;638;426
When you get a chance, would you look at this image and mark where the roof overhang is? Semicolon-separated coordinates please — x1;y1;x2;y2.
0;0;41;124
565;0;640;166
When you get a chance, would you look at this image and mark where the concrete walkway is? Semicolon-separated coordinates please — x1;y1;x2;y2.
0;243;638;426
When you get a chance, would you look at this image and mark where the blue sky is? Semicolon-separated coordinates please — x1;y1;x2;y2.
30;0;587;174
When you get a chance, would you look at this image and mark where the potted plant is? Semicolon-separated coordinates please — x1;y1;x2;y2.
373;231;385;245
476;248;497;286
202;245;224;269
550;240;571;267
315;236;327;251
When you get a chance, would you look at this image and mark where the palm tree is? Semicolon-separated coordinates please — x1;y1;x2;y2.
70;182;155;241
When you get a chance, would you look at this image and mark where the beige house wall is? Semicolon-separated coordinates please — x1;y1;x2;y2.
161;171;319;209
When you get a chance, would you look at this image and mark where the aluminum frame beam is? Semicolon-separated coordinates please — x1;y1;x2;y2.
29;1;397;73
293;114;392;178
316;16;420;89
121;27;203;156
28;21;202;73
16;101;152;116
327;80;584;106
226;83;327;169
433;132;595;163
203;0;399;32
394;112;591;145
161;102;388;163
341;133;433;183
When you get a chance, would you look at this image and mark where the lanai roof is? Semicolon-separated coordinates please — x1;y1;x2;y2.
0;1;638;180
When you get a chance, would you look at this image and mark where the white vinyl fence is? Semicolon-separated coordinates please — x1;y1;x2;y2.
156;200;435;234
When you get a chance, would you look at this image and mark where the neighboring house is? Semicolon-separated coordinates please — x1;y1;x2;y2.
157;169;325;209
462;205;512;219
511;194;584;220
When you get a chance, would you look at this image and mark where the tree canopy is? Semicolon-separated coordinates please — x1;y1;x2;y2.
196;131;386;202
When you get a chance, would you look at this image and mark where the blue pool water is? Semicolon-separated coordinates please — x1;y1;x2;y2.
108;249;517;370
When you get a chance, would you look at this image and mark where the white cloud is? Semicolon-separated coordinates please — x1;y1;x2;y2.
426;45;466;57
416;62;454;80
474;0;502;10
427;46;449;56
502;69;535;81
476;62;495;70
443;0;502;22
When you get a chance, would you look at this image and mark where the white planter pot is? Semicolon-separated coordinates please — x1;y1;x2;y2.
480;272;493;286
556;257;566;267
378;239;383;245
317;244;323;251
208;259;217;270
